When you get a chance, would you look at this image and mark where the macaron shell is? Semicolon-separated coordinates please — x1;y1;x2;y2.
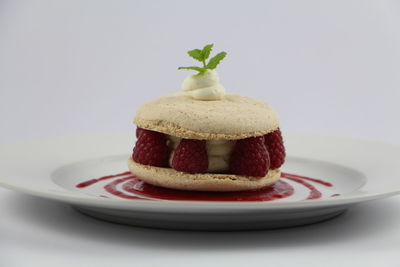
128;158;280;192
134;93;279;140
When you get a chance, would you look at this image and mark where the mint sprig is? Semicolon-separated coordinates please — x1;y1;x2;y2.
178;44;227;74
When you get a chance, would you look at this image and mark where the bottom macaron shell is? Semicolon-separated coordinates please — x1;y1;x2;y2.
128;158;280;192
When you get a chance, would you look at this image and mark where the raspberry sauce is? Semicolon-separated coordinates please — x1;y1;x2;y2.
75;171;333;202
76;171;131;188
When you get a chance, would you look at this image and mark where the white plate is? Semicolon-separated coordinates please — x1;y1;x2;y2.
0;133;399;230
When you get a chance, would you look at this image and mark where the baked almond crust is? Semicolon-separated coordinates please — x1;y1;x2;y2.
134;93;279;140
128;158;280;192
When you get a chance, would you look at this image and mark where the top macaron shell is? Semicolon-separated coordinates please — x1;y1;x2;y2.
134;93;279;140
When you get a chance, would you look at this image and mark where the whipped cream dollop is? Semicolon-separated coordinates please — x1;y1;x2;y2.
181;69;226;101
167;135;235;172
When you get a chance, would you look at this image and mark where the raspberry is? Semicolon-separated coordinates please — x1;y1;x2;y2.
229;136;270;177
172;139;208;174
136;127;145;138
132;129;169;167
264;128;285;168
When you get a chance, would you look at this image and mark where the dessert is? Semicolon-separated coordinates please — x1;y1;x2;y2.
128;44;285;192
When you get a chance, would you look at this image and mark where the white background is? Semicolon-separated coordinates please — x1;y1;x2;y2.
1;0;400;266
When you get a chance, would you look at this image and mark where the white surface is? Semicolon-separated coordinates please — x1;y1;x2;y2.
0;0;400;266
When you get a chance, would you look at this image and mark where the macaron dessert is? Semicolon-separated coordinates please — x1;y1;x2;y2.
128;44;285;192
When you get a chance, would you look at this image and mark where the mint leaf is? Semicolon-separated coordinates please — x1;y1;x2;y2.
178;66;206;73
206;52;227;69
178;44;227;74
200;44;213;61
187;49;202;62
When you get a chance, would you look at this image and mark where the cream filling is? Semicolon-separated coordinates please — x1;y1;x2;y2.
167;135;235;172
181;69;226;101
